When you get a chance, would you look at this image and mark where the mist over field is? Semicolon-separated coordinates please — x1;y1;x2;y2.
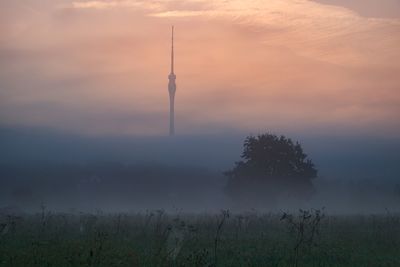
1;126;399;214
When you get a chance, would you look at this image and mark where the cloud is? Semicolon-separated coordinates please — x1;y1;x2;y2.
70;0;162;10
312;0;400;18
0;0;399;136
150;10;207;18
67;0;400;66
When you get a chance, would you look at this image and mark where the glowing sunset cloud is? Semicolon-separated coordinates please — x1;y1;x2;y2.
0;0;399;136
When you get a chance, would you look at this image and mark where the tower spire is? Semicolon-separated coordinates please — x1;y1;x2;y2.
171;26;174;74
168;26;176;136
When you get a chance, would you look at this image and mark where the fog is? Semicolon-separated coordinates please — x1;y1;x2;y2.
1;1;399;215
1;126;399;214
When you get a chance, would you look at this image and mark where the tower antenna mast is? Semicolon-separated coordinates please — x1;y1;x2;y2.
168;26;176;136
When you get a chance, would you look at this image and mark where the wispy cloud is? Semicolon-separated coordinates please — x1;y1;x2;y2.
70;0;163;10
150;10;207;18
68;0;400;66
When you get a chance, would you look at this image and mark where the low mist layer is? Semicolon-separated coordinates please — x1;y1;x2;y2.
1;127;399;214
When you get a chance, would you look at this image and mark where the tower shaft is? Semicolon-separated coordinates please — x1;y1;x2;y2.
169;92;175;135
168;26;176;136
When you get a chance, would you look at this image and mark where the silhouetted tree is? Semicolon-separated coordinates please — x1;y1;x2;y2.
225;133;317;207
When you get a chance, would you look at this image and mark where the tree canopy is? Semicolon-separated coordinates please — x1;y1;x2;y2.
225;133;317;206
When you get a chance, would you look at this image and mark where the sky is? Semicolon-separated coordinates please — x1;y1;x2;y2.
1;0;399;137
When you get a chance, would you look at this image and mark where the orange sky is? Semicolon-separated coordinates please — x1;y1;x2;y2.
0;0;399;136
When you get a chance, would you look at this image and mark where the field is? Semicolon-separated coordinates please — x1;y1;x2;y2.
1;209;400;267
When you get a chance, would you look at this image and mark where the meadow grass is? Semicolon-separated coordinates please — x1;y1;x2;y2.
0;209;399;267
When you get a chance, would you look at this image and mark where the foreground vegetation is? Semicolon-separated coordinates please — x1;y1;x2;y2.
1;209;399;267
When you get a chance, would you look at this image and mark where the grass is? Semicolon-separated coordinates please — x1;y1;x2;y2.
1;209;400;267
